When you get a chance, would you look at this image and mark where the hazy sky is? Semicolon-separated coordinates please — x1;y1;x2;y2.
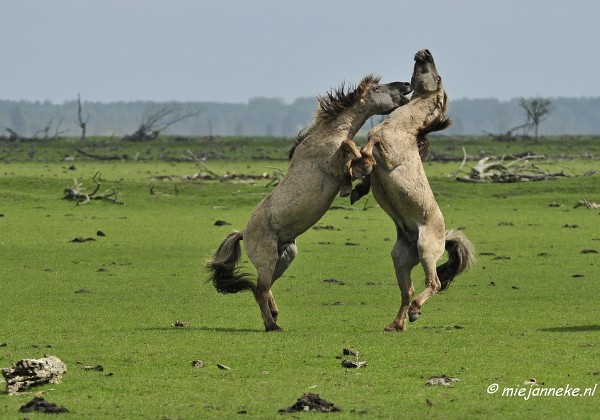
2;0;599;104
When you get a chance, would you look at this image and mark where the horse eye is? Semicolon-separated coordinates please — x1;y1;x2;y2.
437;76;442;83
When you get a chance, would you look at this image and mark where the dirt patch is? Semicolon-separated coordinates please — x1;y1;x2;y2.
19;397;69;414
71;237;96;243
279;393;340;413
322;278;345;285
426;375;460;386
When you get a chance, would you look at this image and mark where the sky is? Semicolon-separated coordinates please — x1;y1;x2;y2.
2;0;599;104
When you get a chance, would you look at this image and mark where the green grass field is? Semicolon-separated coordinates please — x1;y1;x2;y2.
1;137;599;418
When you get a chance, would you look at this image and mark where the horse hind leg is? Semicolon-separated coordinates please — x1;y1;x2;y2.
385;234;419;331
253;266;283;332
409;224;445;322
268;242;298;322
245;233;284;332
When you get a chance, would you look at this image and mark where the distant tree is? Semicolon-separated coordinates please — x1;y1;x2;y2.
77;93;89;142
32;117;68;140
519;97;552;142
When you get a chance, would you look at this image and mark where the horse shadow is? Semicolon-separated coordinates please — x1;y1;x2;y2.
138;326;263;333
538;324;600;333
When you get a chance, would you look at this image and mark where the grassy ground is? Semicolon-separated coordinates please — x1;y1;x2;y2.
1;137;599;418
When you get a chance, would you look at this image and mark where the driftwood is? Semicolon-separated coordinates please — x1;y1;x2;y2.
63;172;123;205
456;155;595;183
2;355;67;395
575;198;600;209
75;148;129;161
149;171;273;183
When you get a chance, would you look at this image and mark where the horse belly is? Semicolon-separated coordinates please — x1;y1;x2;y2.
371;165;437;229
268;173;339;242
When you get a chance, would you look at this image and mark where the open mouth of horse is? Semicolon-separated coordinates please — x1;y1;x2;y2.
379;81;413;115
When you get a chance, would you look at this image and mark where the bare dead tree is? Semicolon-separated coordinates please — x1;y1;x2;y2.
6;118;67;142
32;119;54;139
519;97;552;142
77;93;89;142
53;117;68;139
122;106;201;141
5;127;22;142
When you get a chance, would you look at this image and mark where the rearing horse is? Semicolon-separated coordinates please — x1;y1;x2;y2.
207;75;411;331
351;50;476;331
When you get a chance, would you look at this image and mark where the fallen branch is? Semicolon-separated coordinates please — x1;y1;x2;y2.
455;154;594;183
63;172;123;205
574;199;600;209
149;156;278;185
265;166;284;187
75;148;128;161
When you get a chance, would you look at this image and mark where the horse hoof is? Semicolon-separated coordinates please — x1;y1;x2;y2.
384;323;405;332
266;325;284;332
350;190;362;205
408;312;420;322
339;187;351;197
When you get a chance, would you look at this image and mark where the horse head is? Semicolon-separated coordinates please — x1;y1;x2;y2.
411;49;443;96
361;80;412;116
316;75;411;122
411;49;450;133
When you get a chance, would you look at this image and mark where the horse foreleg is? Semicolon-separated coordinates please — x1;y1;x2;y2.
338;139;363;197
352;135;380;180
385;235;419;331
409;224;445;322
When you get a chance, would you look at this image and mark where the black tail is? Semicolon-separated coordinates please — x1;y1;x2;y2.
206;231;256;294
437;229;476;291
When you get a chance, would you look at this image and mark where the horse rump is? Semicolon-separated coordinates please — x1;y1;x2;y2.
206;231;256;294
437;229;476;291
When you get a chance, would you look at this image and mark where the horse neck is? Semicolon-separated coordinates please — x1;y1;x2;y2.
318;106;374;141
387;93;441;134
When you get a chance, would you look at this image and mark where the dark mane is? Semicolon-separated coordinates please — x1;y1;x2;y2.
416;90;451;160
288;127;310;160
417;115;451;160
316;74;380;121
288;74;381;160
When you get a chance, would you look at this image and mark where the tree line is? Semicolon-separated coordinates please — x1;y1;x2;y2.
1;96;599;139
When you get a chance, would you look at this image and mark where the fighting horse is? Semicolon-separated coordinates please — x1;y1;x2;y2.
352;50;476;331
207;75;411;331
